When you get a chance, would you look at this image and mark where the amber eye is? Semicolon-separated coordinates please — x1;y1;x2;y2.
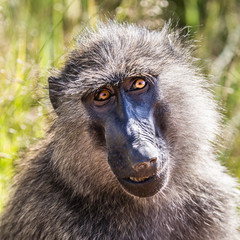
132;79;147;90
94;89;111;101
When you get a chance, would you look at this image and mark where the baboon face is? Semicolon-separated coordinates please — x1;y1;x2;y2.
49;23;209;198
82;76;169;197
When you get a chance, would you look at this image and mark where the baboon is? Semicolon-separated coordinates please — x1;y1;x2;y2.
0;21;239;240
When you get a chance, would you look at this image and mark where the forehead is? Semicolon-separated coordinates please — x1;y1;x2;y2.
75;24;169;66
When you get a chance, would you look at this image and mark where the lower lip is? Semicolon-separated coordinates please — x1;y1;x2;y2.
118;170;167;197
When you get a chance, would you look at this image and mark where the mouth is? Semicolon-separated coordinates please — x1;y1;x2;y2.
127;174;155;184
109;156;170;198
118;172;166;198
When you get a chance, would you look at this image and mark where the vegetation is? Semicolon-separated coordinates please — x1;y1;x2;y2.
0;0;240;211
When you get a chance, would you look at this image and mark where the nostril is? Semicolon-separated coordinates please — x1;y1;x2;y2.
135;162;148;172
150;157;157;165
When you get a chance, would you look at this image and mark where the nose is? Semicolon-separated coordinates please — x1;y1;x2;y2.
128;141;159;174
134;157;157;172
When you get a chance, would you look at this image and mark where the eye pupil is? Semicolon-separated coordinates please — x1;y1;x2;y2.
101;92;107;98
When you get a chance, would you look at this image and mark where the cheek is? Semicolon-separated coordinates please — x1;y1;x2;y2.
88;122;106;147
153;102;169;135
53;128;118;194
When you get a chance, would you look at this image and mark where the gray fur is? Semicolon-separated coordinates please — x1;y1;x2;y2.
0;21;239;240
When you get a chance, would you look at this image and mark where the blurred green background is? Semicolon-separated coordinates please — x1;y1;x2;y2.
0;0;240;211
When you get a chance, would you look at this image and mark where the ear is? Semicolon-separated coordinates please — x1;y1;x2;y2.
48;76;64;112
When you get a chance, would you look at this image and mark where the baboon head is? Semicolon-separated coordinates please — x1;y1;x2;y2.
48;22;218;198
